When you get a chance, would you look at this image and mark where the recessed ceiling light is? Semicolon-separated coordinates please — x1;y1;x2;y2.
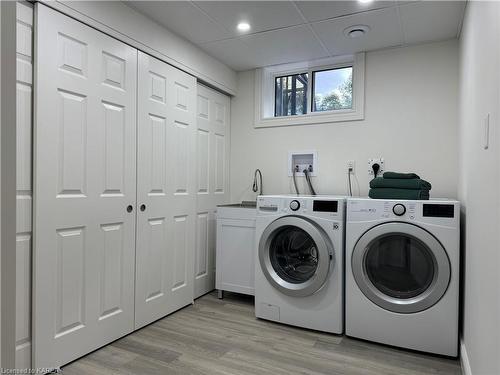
237;22;251;32
358;0;373;4
344;25;370;38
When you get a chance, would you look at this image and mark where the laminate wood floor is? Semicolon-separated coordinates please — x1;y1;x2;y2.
62;292;461;375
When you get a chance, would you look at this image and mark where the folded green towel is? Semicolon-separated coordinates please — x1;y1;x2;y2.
369;188;430;200
383;172;420;179
370;177;431;190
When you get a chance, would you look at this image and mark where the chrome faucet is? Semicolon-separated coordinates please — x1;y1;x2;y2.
252;169;263;196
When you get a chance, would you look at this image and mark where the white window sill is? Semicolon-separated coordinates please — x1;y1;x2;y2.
255;110;364;128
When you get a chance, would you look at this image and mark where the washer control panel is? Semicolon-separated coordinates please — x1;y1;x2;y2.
257;196;344;219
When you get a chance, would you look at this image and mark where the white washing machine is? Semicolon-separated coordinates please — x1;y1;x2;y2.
255;195;345;334
346;198;460;356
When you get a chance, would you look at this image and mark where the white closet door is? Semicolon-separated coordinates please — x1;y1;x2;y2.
194;85;230;298
16;2;33;369
135;52;197;329
34;5;137;369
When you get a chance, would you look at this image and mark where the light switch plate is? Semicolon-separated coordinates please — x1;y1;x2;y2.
484;114;490;150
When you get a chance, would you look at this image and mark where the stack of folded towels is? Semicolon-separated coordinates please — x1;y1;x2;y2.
369;172;432;200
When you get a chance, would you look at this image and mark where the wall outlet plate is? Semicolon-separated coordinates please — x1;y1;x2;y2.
368;158;385;177
347;160;355;173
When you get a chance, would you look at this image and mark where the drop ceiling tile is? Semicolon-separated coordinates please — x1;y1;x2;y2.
295;0;397;23
312;7;403;55
200;25;329;71
198;38;260;71
193;1;305;37
126;1;231;44
399;1;466;44
240;25;330;68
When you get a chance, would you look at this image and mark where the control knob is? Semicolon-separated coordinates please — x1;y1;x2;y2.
393;203;406;216
290;200;300;211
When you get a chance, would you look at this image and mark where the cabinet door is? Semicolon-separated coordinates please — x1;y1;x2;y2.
135;51;197;328
194;85;230;298
34;4;137;369
216;218;256;295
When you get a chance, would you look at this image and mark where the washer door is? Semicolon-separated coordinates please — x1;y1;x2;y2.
352;222;450;313
259;216;333;297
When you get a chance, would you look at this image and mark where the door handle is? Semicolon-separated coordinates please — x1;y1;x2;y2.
140;204;146;212
126;205;133;213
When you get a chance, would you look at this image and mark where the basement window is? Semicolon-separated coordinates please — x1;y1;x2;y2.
275;73;308;116
255;53;365;128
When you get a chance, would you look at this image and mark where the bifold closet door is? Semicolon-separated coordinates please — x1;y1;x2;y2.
194;85;230;298
34;5;137;369
135;52;197;329
16;1;33;369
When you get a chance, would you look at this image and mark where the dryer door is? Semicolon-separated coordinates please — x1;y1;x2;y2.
352;222;450;313
259;216;333;297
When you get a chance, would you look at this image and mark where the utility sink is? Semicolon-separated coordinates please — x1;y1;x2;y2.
218;201;257;209
217;201;257;220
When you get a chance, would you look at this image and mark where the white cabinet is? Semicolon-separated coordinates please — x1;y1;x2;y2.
216;205;257;296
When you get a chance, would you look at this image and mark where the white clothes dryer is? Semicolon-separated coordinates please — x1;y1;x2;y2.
346;198;460;356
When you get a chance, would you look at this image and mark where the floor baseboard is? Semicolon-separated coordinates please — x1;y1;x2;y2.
460;339;472;375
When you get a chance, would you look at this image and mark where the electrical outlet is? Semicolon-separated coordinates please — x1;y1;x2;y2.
347;160;355;173
368;158;385;177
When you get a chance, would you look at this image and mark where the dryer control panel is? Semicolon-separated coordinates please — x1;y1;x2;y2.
347;198;459;228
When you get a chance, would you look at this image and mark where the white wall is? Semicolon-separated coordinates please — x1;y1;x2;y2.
42;1;237;95
230;40;459;202
458;2;500;375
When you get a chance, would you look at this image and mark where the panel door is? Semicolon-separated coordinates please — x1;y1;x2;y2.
34;5;137;369
16;1;33;369
195;84;230;298
135;51;197;329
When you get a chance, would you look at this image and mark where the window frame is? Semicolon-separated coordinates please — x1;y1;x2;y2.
255;53;365;128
